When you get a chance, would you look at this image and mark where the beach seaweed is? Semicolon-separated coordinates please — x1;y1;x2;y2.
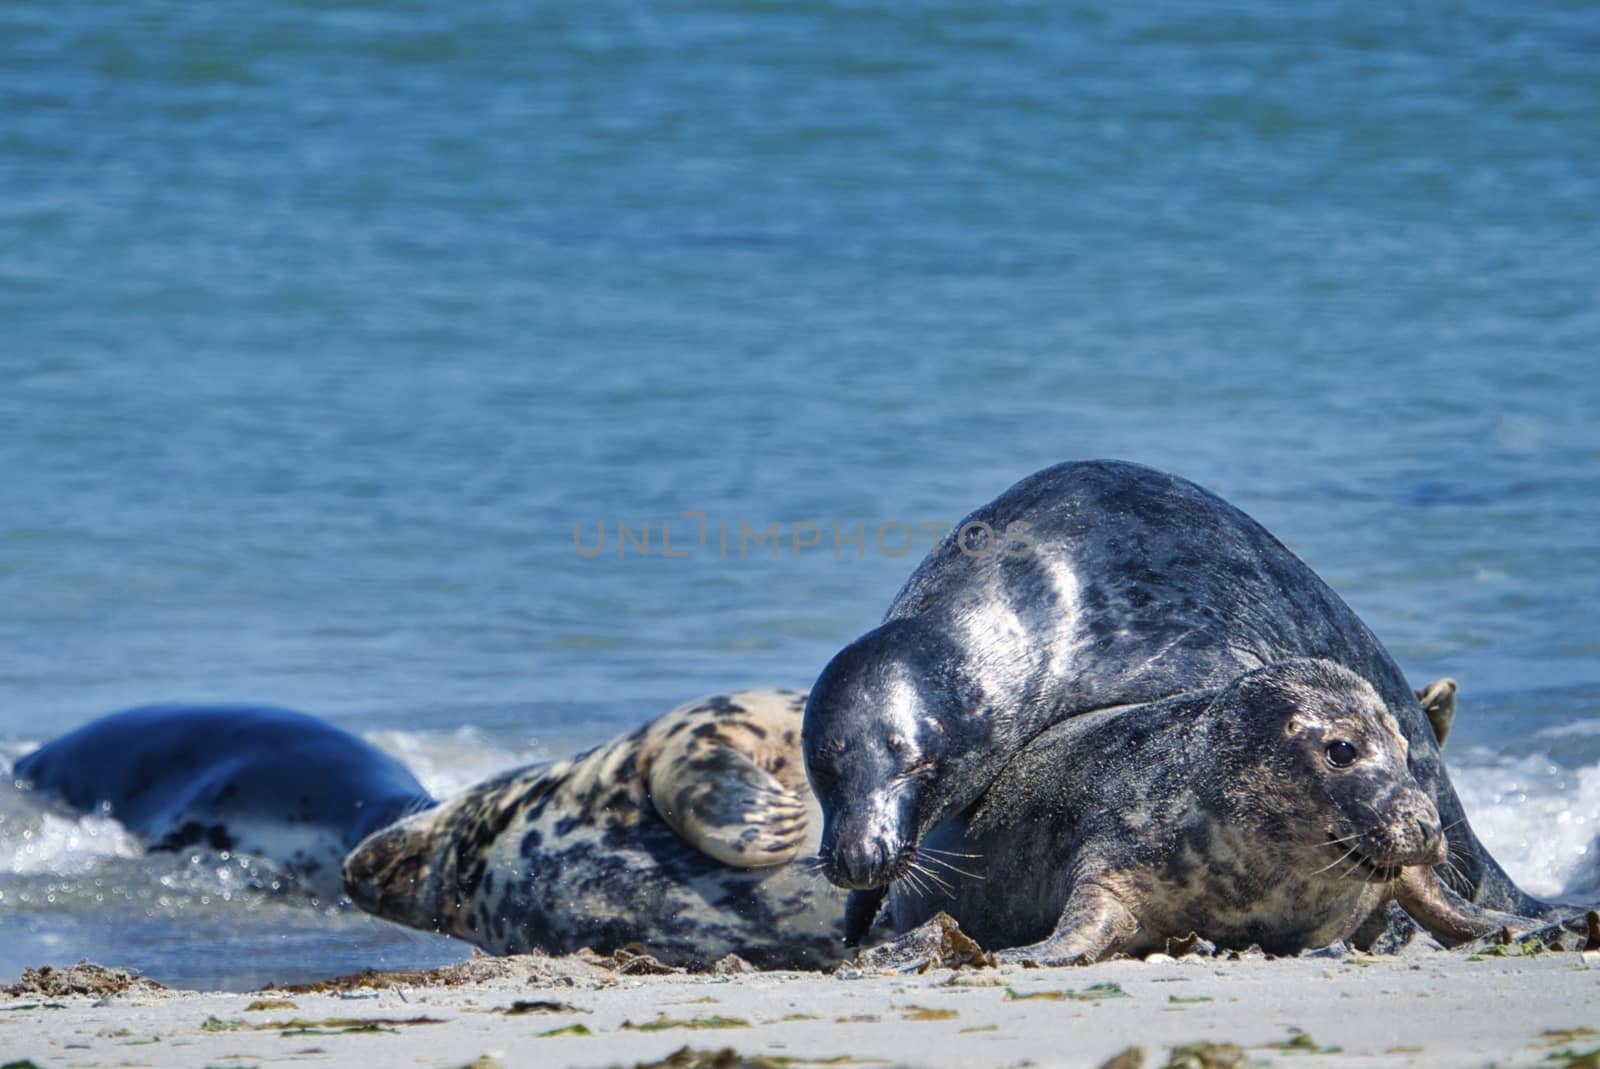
1164;1042;1245;1069
2;962;162;998
280;1021;400;1036
230;1015;449;1036
1004;987;1066;1001
1266;1030;1318;1051
624;1014;751;1031
900;1005;958;1021
1003;982;1128;1001
500;999;587;1015
243;998;298;1012
1541;1029;1600;1047
539;1023;593;1037
626;1050;774;1069
623;1049;876;1069
1098;1048;1145;1069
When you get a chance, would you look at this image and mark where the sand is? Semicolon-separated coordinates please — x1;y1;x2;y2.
5;942;1600;1069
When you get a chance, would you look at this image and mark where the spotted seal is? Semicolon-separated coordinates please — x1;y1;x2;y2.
342;688;844;968
803;460;1546;940
885;659;1528;962
12;704;433;900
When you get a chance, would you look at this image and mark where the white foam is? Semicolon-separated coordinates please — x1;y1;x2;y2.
362;727;549;799
1451;750;1600;900
0;729;553;884
0;809;142;876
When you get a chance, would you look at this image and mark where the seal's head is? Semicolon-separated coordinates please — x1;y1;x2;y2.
804;621;986;890
1224;659;1446;880
342;803;459;936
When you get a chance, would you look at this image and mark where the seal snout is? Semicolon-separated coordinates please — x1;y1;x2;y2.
1344;786;1447;878
820;836;910;890
342;822;432;921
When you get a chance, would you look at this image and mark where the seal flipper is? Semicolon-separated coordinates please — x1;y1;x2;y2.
994;881;1140;967
1415;678;1458;748
844;886;889;947
1392;865;1531;946
648;738;808;869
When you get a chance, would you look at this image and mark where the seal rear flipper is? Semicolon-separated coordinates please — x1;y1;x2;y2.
648;741;808;868
1415;678;1458;748
1392;865;1533;946
993;881;1139;967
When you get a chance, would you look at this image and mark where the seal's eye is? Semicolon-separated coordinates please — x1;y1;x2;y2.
1325;740;1358;768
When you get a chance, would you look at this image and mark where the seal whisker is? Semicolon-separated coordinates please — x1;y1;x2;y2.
906;858;954;894
1340;853;1371;882
1311;846;1360;877
917;846;983;861
1439;857;1471;894
916;851;983;882
897;867;931;902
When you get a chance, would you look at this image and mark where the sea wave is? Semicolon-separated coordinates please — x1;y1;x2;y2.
1451;750;1600;901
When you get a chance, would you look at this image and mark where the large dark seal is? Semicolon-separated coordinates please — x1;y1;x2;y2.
12;704;433;900
342;689;845;968
803;460;1545;941
888;659;1527;962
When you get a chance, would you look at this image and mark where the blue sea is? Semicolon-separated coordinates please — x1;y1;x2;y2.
1;1;1597;990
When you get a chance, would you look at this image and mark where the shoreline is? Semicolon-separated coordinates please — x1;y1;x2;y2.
7;946;1599;1069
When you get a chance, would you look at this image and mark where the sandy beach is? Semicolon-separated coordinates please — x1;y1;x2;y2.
6;942;1599;1069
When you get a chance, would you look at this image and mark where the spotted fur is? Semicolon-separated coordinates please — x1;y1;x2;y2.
342;688;845;968
886;659;1509;962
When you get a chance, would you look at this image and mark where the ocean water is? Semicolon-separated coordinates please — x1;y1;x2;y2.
1;0;1597;989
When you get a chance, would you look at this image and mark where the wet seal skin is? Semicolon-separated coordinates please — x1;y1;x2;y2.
803;459;1549;943
343;689;847;969
12;704;434;900
884;659;1532;963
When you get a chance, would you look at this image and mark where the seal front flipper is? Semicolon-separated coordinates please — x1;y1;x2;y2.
994;881;1139;967
844;886;889;947
1391;866;1531;946
648;735;808;868
1415;678;1458;748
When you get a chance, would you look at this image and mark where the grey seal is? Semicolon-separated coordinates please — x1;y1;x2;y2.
12;704;433;900
342;689;845;968
886;659;1528;962
802;460;1545;941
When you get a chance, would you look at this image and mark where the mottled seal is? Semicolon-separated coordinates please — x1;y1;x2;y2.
13;704;433;900
886;659;1527;962
342;689;845;968
803;460;1544;939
